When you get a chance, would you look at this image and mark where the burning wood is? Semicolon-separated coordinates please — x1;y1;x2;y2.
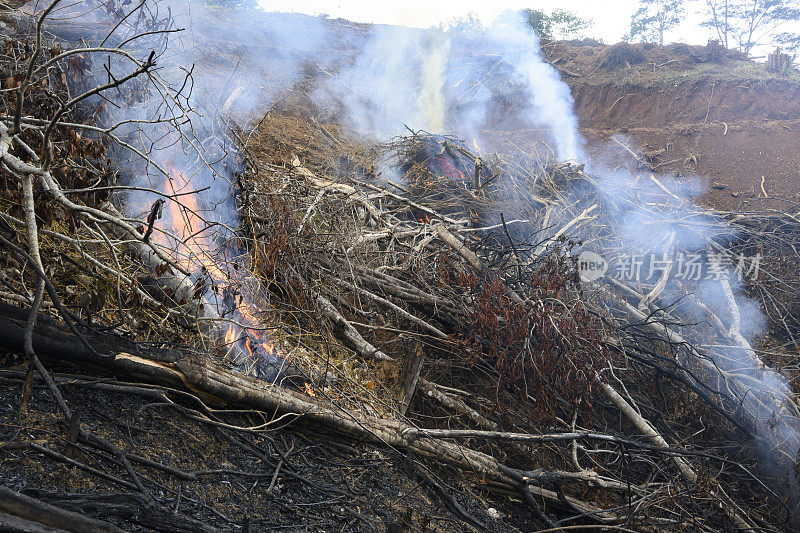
3;2;800;531
102;166;296;383
396;133;481;189
236;123;800;529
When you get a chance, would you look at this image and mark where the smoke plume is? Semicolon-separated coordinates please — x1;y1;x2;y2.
83;0;797;505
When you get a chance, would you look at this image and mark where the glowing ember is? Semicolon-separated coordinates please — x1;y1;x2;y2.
400;136;472;189
431;154;466;181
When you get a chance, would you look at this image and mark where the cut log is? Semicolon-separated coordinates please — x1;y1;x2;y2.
0;485;125;533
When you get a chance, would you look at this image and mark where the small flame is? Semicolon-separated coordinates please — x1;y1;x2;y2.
224;325;236;345
472;137;482;157
261;341;275;356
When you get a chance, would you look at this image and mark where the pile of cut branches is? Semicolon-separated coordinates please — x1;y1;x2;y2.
236;120;800;531
3;2;800;531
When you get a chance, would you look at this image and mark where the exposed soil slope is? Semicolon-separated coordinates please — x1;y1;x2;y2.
547;40;800;210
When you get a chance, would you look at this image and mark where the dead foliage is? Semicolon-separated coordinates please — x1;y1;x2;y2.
233;111;800;530
3;3;800;532
600;42;647;69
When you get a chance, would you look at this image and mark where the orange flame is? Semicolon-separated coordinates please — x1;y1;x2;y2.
224;325;236;345
161;163;285;376
163;164;227;282
472;138;482;157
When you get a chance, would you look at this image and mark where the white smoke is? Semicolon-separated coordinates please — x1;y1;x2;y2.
81;0;797;501
98;2;336;246
310;10;584;162
313;25;451;137
482;12;585;162
586;139;800;503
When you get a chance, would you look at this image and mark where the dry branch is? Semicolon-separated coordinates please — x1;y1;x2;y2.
315;294;392;361
0;307;621;525
0;485;126;533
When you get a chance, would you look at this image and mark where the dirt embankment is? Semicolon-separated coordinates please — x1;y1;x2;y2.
549;41;800;211
572;78;800;128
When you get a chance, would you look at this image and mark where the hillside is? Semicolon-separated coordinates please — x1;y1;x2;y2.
2;5;800;532
547;40;800;210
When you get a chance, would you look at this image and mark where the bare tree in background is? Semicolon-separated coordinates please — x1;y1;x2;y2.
702;0;800;54
521;8;594;40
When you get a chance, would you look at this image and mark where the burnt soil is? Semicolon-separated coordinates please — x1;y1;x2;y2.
0;359;525;532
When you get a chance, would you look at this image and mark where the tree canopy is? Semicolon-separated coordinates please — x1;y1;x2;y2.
521;9;594;40
702;0;800;54
625;0;686;45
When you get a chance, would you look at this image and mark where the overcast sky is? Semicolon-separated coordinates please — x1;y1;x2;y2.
257;0;717;48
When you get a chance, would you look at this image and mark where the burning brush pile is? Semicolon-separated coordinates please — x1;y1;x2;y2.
240;117;800;529
4;2;800;530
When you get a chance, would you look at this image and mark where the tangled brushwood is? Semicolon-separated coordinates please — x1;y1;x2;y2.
237;112;800;529
3;2;800;532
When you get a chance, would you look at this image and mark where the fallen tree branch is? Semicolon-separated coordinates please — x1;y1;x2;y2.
291;157;387;226
599;379;755;531
436;225;523;304
406;458;485;530
0;308;627;525
315;294;392;361
329;277;449;339
416;378;497;431
0;484;126;533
